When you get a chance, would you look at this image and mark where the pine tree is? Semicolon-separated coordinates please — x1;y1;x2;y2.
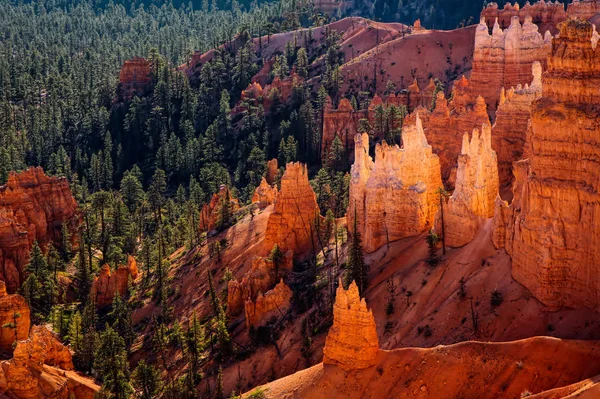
346;208;369;296
132;360;162;399
94;325;132;399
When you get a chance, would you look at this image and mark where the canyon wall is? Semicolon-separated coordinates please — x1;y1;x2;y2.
567;0;600;20
470;15;551;114
90;255;138;308
323;280;378;370
494;18;600;310
492;61;542;192
348;116;442;253
0;167;79;293
119;57;152;100
263;162;320;258
0;325;99;399
0;281;30;352
443;124;499;247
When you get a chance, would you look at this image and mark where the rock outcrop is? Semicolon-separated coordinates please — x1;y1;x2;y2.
90;255;138;308
118;57;152;100
443;124;499;247
0;167;79;293
0;325;98;399
567;0;600;20
323;280;378;370
348;116;442;253
237;73;303;112
199;185;240;232
263;163;320;258
0;281;30;353
251;178;278;208
492;61;543;192
227;250;293;317
494;19;600;310
266;158;279;185
481;1;567;32
470;15;551;113
244;279;292;328
408;90;490;183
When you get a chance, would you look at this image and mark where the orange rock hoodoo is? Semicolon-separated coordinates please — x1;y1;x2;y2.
443;124;499;247
348;116;442;253
494;18;600;310
0;281;30;353
407;88;490;184
118;57;152;100
199;185;240;232
90;255;138;308
470;15;551;113
263;163;320;258
323;280;378;370
0;325;99;399
251;177;278;208
0;167;79;293
244;279;293;329
265;158;279;185
492;61;543;191
227;251;293;317
481;1;567;32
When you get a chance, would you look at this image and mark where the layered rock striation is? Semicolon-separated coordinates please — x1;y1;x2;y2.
408;89;491;184
481;1;567;32
263;163;320;258
443;124;499;247
0;281;30;353
323;280;378;370
90;255;138;308
348;116;442;253
470;15;551;113
494;19;600;310
0;167;79;293
492;61;543;192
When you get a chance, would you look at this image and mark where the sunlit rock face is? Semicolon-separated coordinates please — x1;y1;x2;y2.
0;167;79;293
323;281;378;370
494;18;600;310
348;116;442;253
443;124;499;247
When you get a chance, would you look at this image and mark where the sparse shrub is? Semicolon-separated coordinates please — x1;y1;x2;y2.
458;277;466;300
423;325;432;338
248;388;267;399
521;391;532;398
490;289;503;307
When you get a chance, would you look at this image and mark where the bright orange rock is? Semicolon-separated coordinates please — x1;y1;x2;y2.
251;178;278;208
0;167;79;293
494;19;600;310
118;57;151;99
0;325;98;399
492;61;542;192
265;158;279;185
443;124;499;247
323;280;378;370
408;91;490;184
263;163;320;258
228;250;293;317
0;281;30;353
348;116;442;253
90;255;138;308
469;15;551;113
244;279;292;328
199;185;240;232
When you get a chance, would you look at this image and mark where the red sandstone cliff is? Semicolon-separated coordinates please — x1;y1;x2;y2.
118;57;152;100
443;124;499;247
492;61;543;193
0;281;30;353
494;18;600;310
0;167;79;293
481;1;567;33
244;279;293;329
263;163;320;258
348;116;442;253
470;15;551;114
90;255;138;308
199;185;240;232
